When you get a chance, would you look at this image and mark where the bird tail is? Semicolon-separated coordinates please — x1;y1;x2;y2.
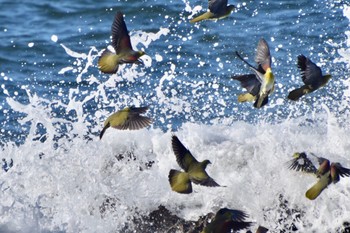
253;94;268;108
168;169;192;194
238;93;255;102
305;174;331;200
98;50;119;74
99;122;110;140
190;12;214;23
287;85;311;101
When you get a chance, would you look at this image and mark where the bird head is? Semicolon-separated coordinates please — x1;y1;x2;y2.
227;5;235;13
292;152;305;159
216;208;230;217
202;160;212;168
137;50;146;57
323;74;332;82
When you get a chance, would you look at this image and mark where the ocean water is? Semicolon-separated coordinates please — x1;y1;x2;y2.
1;0;350;232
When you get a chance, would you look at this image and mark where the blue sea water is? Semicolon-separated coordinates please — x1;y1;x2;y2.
1;0;350;232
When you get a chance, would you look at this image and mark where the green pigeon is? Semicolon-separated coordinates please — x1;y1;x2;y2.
306;162;350;200
232;38;275;108
288;55;331;101
168;135;221;194
190;0;235;23
288;152;350;200
98;11;145;74
99;106;152;139
201;208;252;233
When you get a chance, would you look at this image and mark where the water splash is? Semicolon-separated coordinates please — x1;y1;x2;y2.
1;3;350;233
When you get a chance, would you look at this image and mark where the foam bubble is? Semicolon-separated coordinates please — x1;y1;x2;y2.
51;35;58;42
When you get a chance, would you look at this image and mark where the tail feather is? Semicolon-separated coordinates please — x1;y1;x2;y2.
238;93;255;102
168;169;192;194
305;174;331;200
254;95;268;108
288;85;311;101
99;122;110;140
190;12;214;23
98;50;119;74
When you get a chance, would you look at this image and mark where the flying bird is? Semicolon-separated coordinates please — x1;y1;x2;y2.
168;135;221;194
288;152;350;200
232;38;275;108
288;55;331;101
190;0;235;23
98;11;146;74
201;208;252;233
99;106;152;139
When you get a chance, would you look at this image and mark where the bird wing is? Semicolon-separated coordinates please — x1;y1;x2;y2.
309;153;329;166
332;163;350;178
231;74;261;96
113;106;151;130
129;106;149;114
287;152;317;174
297;55;323;87
235;51;264;83
119;115;152;130
208;0;227;14
309;153;330;176
255;38;272;72
172;135;199;171
111;12;133;54
217;208;249;222
191;173;220;187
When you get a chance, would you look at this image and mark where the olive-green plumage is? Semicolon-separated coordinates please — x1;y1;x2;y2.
98;12;145;74
288;152;350;200
288;55;331;101
168;135;220;194
190;0;235;23
305;171;331;200
99;106;152;139
232;38;275;108
201;208;252;233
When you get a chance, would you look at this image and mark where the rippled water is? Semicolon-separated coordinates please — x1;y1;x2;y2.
1;0;350;232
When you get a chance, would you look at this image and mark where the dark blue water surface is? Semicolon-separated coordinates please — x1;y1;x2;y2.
0;0;348;144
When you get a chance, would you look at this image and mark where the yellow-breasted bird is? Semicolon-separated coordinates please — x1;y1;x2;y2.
98;12;145;74
190;0;235;23
287;152;350;200
168;135;221;194
232;38;275;108
99;106;152;139
288;55;331;101
201;208;252;233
